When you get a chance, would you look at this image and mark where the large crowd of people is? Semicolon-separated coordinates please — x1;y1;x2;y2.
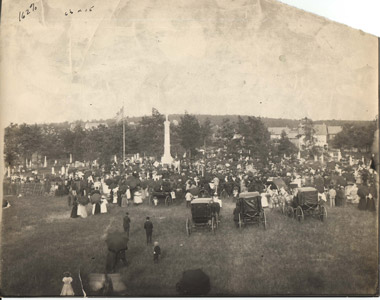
5;149;377;214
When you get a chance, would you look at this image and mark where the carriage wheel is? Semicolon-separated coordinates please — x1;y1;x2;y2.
186;218;191;236
215;214;219;228
287;206;294;219
319;205;327;222
220;190;228;200
165;195;171;206
238;213;243;229
261;210;267;230
211;217;216;234
296;206;304;223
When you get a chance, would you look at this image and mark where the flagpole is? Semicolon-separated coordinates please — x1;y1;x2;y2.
122;104;126;165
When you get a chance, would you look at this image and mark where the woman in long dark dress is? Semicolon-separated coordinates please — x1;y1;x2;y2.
357;184;368;210
366;183;377;212
70;196;78;218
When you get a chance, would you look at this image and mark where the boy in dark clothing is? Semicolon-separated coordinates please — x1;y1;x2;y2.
123;212;131;238
153;241;161;263
144;217;153;245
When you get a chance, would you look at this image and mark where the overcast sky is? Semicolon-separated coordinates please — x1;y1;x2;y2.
0;0;378;126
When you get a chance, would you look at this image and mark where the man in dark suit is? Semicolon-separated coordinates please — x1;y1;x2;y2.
144;217;153;245
123;212;131;238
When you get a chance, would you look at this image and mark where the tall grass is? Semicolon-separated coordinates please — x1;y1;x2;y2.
1;195;378;296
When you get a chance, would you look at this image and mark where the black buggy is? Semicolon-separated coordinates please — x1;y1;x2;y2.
149;190;173;206
286;187;327;222
186;198;219;236
234;192;267;229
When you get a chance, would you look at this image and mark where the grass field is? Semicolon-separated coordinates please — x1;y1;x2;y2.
1;194;378;296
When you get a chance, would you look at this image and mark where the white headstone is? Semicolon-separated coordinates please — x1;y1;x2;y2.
44;156;47;168
52;167;55;175
70;153;73;164
337;150;342;161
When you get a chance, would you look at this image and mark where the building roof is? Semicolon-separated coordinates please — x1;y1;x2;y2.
288;131;299;139
328;126;342;135
314;124;328;136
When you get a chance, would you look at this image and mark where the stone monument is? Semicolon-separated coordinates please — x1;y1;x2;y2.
161;114;174;165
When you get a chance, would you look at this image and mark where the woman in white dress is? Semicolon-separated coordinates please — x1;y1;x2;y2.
100;195;108;213
60;272;75;296
112;187;119;204
133;188;143;205
77;191;88;218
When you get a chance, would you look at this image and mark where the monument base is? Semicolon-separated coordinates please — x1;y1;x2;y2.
161;154;174;165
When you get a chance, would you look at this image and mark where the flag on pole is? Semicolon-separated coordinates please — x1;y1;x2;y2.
115;106;124;123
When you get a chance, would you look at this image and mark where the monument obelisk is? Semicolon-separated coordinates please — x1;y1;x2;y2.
161;114;174;165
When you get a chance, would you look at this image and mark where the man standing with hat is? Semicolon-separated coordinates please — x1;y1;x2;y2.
144;217;153;245
123;212;131;239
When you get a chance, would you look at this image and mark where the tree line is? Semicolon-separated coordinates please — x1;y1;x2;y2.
4;112;376;168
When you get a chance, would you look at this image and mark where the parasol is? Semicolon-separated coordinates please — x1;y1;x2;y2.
78;195;89;205
189;187;200;196
125;175;140;189
105;232;129;252
90;193;101;204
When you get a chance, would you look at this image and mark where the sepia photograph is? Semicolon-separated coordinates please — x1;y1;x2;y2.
0;0;379;297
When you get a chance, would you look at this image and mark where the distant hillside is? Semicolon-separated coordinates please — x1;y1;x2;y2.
167;115;373;128
31;115;374;130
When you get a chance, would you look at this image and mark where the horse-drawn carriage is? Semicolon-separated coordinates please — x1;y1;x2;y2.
149;190;174;206
285;187;327;222
266;177;291;210
186;198;220;236
234;192;267;229
148;179;175;206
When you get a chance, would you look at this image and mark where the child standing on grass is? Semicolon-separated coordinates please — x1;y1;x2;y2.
153;241;161;263
60;272;75;296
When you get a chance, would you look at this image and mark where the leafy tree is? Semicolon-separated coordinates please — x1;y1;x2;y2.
297;117;322;158
17;124;43;164
170;122;185;159
200;118;213;148
4;123;20;166
332;121;377;152
40;125;65;160
276;130;298;157
138;112;165;157
178;112;202;158
71;125;86;162
237;116;271;159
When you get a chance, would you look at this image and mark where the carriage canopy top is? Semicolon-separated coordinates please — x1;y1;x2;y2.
238;192;262;213
268;177;288;190
239;192;260;199
191;198;213;205
295;187;319;206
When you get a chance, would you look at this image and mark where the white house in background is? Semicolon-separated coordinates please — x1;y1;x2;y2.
268;127;291;140
84;122;108;130
327;126;343;142
313;124;328;147
268;124;342;150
